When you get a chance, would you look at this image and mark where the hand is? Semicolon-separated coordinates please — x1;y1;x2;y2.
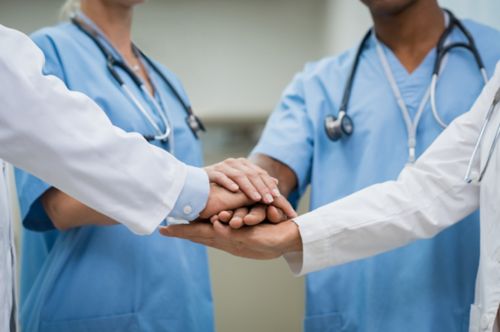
205;158;280;203
159;220;303;260
213;204;289;229
199;184;253;219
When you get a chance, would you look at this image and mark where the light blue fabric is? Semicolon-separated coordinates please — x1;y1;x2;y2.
15;17;213;332
253;20;500;332
170;165;209;221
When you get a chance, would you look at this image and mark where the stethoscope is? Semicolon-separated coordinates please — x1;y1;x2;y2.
464;87;500;183
325;9;487;163
71;16;206;147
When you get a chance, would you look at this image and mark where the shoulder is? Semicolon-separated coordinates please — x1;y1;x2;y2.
301;47;356;81
461;19;500;69
283;46;357;97
30;23;78;50
462;19;500;40
30;24;80;77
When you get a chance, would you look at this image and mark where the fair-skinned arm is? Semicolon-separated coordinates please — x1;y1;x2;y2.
42;188;117;231
43;182;273;231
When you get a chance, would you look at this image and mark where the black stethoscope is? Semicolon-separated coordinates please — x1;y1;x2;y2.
71;17;206;145
325;9;487;143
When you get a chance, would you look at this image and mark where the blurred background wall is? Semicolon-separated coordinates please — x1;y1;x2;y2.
1;0;500;331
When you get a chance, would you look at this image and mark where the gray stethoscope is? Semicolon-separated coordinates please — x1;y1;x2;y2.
71;17;205;147
325;9;488;163
464;87;500;183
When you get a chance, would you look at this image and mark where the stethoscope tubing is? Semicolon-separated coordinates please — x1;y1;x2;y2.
375;36;434;163
331;9;487;166
464;88;500;183
479;120;500;182
71;16;191;146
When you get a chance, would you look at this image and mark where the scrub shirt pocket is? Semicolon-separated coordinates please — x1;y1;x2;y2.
39;313;140;332
304;312;343;332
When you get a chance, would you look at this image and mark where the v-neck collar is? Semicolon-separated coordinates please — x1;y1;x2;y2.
369;34;436;109
380;41;436;80
74;11;162;100
368;11;454;107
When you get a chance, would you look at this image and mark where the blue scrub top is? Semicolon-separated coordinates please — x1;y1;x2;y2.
253;20;500;332
15;21;213;332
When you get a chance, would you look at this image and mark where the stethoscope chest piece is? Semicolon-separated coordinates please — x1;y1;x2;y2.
325;111;354;141
186;113;206;139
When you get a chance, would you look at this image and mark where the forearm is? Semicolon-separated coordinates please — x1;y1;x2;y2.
42;188;117;231
249;153;298;197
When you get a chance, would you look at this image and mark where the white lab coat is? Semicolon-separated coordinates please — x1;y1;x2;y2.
287;61;500;332
0;25;191;331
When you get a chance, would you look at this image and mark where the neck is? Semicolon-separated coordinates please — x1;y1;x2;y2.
372;1;445;73
81;1;134;58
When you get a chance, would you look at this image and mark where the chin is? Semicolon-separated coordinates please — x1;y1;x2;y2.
360;0;419;16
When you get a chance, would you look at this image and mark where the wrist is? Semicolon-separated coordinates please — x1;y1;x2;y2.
282;220;303;254
199;184;217;219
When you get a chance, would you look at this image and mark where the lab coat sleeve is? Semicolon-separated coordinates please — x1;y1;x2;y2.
0;25;205;235
14;32;69;231
286;61;500;276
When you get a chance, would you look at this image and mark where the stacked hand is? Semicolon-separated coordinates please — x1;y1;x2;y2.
159;158;303;259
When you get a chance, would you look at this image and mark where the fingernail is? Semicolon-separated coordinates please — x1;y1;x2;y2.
264;194;274;203
230;184;239;191
272;189;281;197
252;192;262;201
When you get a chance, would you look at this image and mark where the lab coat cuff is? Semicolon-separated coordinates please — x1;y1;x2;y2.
286;215;333;276
169;166;209;222
283;251;304;276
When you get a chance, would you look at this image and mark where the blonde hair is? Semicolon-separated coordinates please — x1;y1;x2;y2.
60;0;80;20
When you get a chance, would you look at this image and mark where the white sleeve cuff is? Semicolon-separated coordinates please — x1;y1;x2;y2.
169;166;209;221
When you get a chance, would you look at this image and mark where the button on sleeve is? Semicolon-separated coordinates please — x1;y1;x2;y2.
169;166;209;221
